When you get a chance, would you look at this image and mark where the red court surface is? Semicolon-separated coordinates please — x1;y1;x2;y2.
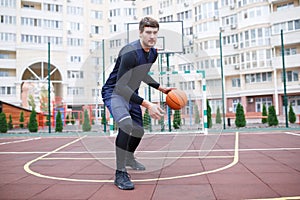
0;129;300;200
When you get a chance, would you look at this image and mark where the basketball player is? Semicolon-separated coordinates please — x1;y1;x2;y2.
101;17;173;190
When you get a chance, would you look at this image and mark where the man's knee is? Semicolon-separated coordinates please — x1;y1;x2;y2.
118;117;133;134
132;125;144;138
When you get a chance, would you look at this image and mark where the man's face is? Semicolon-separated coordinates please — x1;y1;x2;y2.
139;26;159;49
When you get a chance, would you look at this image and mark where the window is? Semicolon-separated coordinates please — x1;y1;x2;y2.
277;2;294;11
70;56;81;63
0;33;16;42
91;25;103;34
284;48;297;56
91;10;103;19
109;8;121;17
91;0;103;4
67;6;83;15
69;22;81;31
0;86;16;95
143;6;153;15
245;72;272;83
44;19;62;29
67;87;84;95
44;3;62;12
0;15;16;25
67;70;84;79
67;38;83;46
273;19;300;34
232;78;241;87
282;71;299;82
21;34;42;44
0;0;16;8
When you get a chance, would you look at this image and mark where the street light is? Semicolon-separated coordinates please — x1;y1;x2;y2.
219;31;226;129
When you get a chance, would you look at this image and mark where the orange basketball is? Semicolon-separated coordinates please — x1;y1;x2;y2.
166;89;188;110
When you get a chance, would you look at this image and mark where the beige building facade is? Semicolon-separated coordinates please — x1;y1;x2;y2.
0;0;299;124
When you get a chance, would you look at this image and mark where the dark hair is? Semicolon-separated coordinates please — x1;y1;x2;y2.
139;17;159;32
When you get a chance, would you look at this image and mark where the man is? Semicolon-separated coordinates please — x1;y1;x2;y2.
101;17;172;190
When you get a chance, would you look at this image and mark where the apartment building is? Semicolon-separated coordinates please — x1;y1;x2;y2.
0;0;299;124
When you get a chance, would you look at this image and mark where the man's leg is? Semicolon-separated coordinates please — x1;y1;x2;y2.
105;96;135;190
125;104;145;170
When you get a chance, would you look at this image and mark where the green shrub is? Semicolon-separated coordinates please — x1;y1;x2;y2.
28;109;38;132
173;110;181;129
71;114;75;125
19;111;24;128
215;106;222;124
288;104;296;123
8;114;13;130
143;109;151;130
235;103;246;127
0;112;8;133
66;114;70;124
207;100;212;128
267;105;278;126
262;104;268;124
194;105;200;124
82;109;91;132
55;110;63;132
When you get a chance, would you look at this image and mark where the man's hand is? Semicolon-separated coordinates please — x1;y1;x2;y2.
148;104;164;119
158;86;176;94
142;100;164;120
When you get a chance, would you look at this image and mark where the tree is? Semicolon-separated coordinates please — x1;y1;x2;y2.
8;114;13;130
101;113;106;125
66;114;70;125
159;117;165;132
55;110;63;132
19;111;24;128
28;94;36;110
0;112;8;133
207;100;212;128
267;105;278;126
143;109;151;130
215;106;222;124
71;114;75;125
28;109;38;132
173;110;181;129
288;104;296;124
194;105;200;124
235;103;246;127
261;104;268;124
82;109;91;132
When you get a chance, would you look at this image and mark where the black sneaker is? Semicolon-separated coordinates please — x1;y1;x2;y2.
126;159;146;171
114;170;134;190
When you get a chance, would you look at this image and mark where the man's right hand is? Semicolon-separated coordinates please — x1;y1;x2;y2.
142;100;164;120
148;104;164;119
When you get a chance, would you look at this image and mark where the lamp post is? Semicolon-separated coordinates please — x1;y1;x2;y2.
219;32;226;129
102;39;107;133
48;42;51;133
281;30;288;128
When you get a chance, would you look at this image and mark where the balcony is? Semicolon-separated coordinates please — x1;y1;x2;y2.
271;30;300;47
269;6;300;24
0;59;16;69
272;54;300;69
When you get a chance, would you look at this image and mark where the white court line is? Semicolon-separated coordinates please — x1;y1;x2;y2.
5;146;300;153
41;155;234;160
0;137;41;145
1;147;300;155
23;132;239;183
284;132;300;136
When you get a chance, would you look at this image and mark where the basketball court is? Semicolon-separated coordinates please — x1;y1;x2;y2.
0;129;300;200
